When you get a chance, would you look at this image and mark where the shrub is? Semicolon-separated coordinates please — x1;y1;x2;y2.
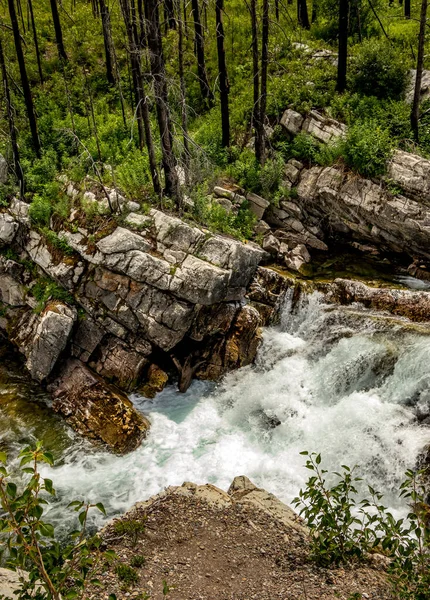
130;555;146;568
31;277;75;313
349;39;409;101
0;443;114;600
115;564;138;584
293;452;430;599
343;120;393;178
29;194;53;226
113;518;146;547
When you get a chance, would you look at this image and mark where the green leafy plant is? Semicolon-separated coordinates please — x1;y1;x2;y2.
293;452;430;599
113;518;146;547
0;443;114;600
115;563;138;584
349;38;409;101
31;278;75;313
343;120;393;178
130;554;145;568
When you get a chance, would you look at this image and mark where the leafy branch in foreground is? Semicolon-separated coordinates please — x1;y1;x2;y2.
0;443;113;600
293;451;430;599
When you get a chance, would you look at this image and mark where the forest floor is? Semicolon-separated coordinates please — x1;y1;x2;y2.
90;483;394;600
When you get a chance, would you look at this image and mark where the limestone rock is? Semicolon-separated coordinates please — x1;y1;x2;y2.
0;213;18;246
96;227;150;254
0;568;27;598
406;69;430;104
246;266;293;324
387;150;430;205
302;110;346;144
139;364;169;399
228;476;306;534
151;209;204;253
246;192;270;220
280;109;304;136
52;359;149;454
125;212;150;228
90;335;150;391
9;197;30;223
26;303;77;381
262;233;280;255
213;185;235;200
321;278;430;322
169;255;230;304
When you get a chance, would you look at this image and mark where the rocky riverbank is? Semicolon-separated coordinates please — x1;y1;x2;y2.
83;477;391;600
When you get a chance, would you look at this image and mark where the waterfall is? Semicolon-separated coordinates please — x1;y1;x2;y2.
1;291;430;530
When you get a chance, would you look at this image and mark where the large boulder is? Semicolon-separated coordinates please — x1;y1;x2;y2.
51;359;149;454
12;303;77;382
0;213;18;246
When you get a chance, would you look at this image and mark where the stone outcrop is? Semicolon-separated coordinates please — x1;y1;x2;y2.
0;205;269;451
276;108;430;265
50;359;149;454
320;278;430;322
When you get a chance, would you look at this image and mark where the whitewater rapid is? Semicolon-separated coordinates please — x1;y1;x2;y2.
22;290;426;528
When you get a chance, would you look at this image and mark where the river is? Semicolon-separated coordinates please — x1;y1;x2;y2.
1;290;430;530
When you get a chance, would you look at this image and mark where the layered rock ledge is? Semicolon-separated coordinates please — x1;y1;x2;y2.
0;205;274;452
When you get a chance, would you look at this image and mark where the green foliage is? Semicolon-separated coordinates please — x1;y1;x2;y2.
349;39;410;101
293;452;430;599
0;443;112;600
193;190;256;240
41;229;75;257
343;120;393;178
115;564;138;584
31;278;75;313
130;555;145;568
29;195;52;226
113;518;146;547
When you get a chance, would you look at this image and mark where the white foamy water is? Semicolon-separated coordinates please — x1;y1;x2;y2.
37;291;430;527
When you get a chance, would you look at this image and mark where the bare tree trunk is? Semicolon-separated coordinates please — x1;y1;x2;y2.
216;0;230;147
165;0;177;28
297;0;310;29
336;0;348;93
28;0;43;84
257;0;269;164
405;0;411;18
178;0;190;169
99;0;115;85
191;0;214;106
120;0;161;195
411;0;428;141
50;0;68;61
7;0;41;157
0;34;23;194
146;0;180;201
250;0;260;158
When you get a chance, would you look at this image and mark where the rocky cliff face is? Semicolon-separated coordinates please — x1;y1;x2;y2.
256;109;430;274
0;204;274;452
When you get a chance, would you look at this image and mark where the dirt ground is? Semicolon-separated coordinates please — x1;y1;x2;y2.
91;489;394;600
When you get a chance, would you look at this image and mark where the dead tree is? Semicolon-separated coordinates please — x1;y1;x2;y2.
0;34;23;193
191;0;214;105
411;0;428;141
50;0;68;61
28;0;43;83
99;0;115;85
216;0;230;147
297;0;310;29
146;0;181;201
120;0;161;195
7;0;41;156
336;0;349;92
256;0;269;163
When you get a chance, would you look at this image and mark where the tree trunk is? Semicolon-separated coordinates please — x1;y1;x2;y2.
250;0;260;159
0;34;23;194
99;0;115;85
178;0;190;170
165;0;176;28
191;0;214;106
7;0;41;157
120;0;161;195
28;0;43;84
297;0;310;29
257;0;269;164
411;0;428;141
216;0;230;148
405;0;411;18
311;0;317;23
50;0;68;61
336;0;349;93
146;0;180;201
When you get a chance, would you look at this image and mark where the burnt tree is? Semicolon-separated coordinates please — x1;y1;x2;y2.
191;0;214;105
411;0;428;141
336;0;349;92
50;0;68;61
216;0;230;147
7;0;41;156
